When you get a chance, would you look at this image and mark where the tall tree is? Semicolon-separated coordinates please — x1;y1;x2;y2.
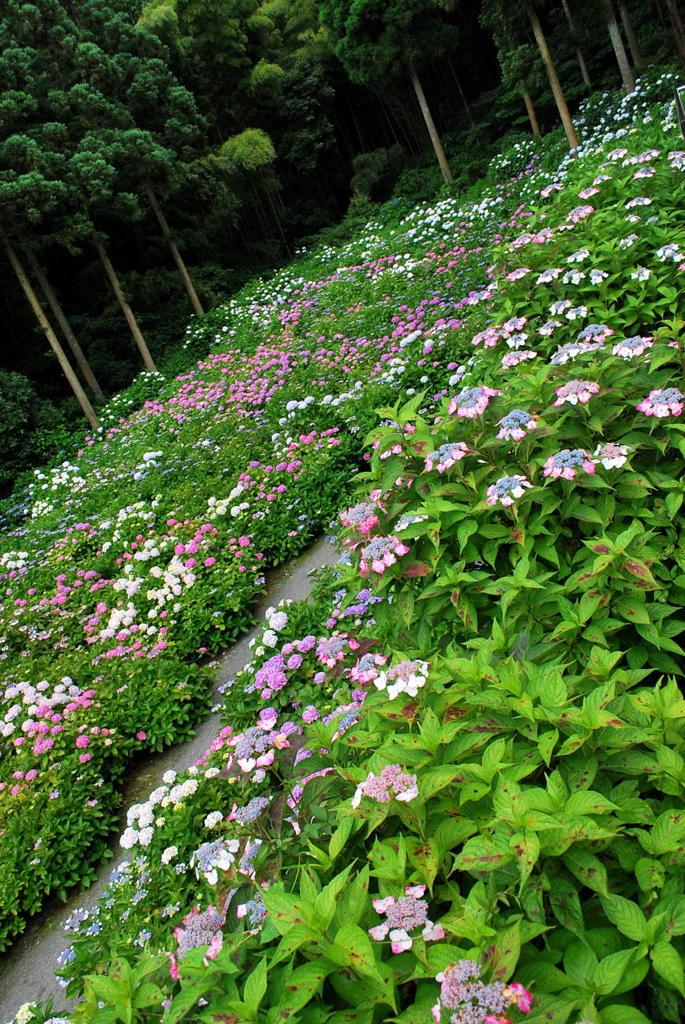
480;1;546;139
526;3;579;149
0;224;99;429
561;0;592;89
618;2;642;66
604;1;635;92
319;0;456;184
664;0;685;58
24;246;106;403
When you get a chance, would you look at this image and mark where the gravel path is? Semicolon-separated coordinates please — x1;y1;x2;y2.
0;536;338;1019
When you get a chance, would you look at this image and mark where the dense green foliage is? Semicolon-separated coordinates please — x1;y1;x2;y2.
0;0;679;496
3;70;685;1024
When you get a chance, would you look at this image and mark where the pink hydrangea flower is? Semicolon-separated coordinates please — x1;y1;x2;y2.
486;474;533;507
432;960;533;1024
543;449;595;480
612;335;653;359
424;442;468;473
637;388;684;417
594;443;630;469
496;410;538;441
358;535;409;576
554;379;599;406
352;764;419;809
368;884;444;954
448;386;500;418
501;349;537;368
340;500;381;536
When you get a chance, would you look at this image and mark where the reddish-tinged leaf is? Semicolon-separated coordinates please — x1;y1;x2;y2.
403;562;431;577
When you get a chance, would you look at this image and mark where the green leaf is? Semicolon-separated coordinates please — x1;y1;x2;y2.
419;765;460;799
593;947;638;996
601;894;648;941
133;982;165;1009
84;974;131;1024
538;729;559;766
564;939;597;986
600;1006;652;1024
634;857;665;893
90;1010;119;1024
488;918;521;983
454;832;513;873
335;866;370;928
622;557;658;588
565;791;619;817
614;596;650;624
272;923;322;965
327;924;383;981
244;958;268;1016
651;940;685;996
162;982;209;1024
549;877;586;939
314;863;354;929
641;810;685;855
262;887;308;934
326;1009;374;1024
511;830;540;887
564;848;609;897
278;960;334;1013
406;837;441;889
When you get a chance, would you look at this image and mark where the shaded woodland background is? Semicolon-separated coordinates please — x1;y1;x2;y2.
0;0;681;490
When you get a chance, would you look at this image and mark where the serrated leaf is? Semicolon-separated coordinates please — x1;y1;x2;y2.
601;894;648;941
600;1006;651;1024
592;947;637;995
271;923;322;965
511;830;540;887
564;848;609;897
162;982;210;1024
327;923;383;981
487;918;521;983
634;857;665;893
651;940;685;996
244;958;268;1015
419;765;460;799
453;832;513;873
278;960;334;1013
565;790;619;817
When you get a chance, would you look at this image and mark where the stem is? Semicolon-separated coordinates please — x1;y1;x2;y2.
527;6;580;150
24;248;106;403
2;231;99;429
92;232;157;373
605;1;635;92
145;184;205;317
407;63;453;185
618;1;643;66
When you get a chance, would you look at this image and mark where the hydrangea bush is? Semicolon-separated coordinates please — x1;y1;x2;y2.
5;71;685;1024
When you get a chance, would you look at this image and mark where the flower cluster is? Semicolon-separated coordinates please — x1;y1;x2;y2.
496;410;538;441
373;659;429;700
637;388;684;417
553;379;599;406
425;443;469;473
448;386;500;418
543;449;595;480
339;500;381;536
486;475;533;507
358;535;410;576
170;903;227;979
351;764;419;808
368;884;444;952
432;960;532;1024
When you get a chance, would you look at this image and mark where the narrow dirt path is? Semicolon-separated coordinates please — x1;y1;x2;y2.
0;537;338;1018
